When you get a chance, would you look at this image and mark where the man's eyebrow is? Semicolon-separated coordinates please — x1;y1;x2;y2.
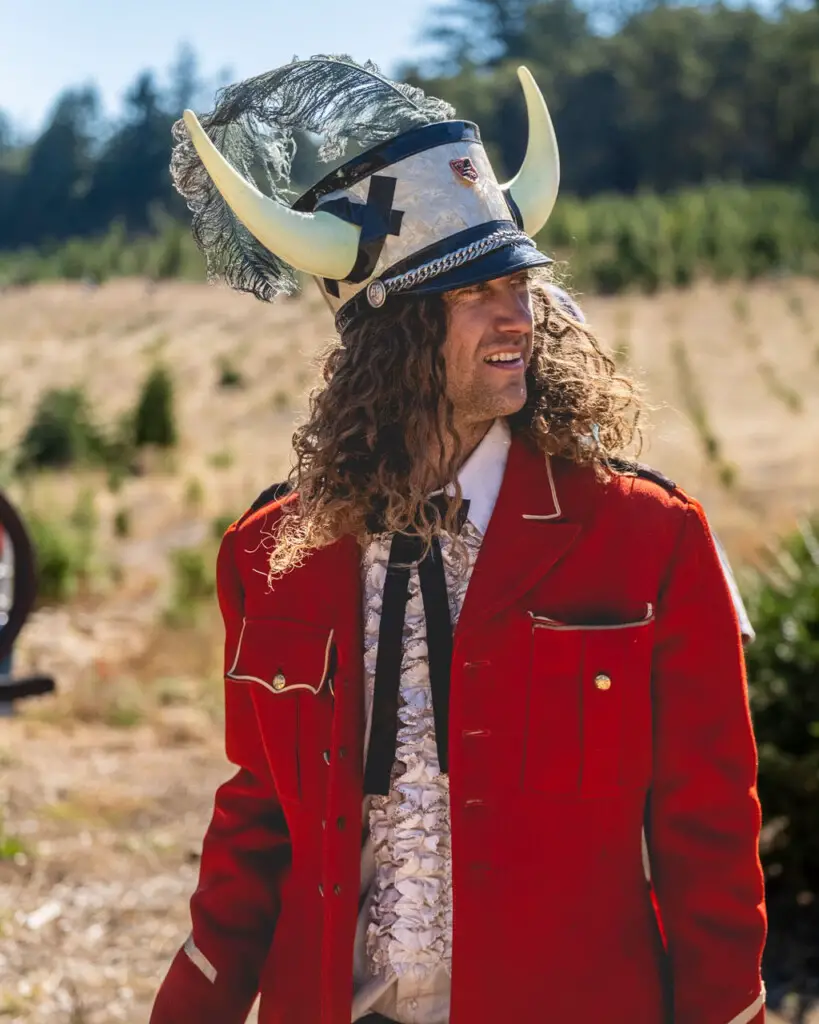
449;281;488;299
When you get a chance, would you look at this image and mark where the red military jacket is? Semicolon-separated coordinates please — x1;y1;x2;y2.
151;435;766;1024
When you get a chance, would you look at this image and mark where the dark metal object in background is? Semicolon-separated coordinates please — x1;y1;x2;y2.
0;489;55;705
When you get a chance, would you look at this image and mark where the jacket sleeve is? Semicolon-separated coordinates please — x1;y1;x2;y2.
150;525;290;1024
647;498;767;1024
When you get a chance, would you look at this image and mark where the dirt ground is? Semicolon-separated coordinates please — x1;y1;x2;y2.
2;277;819;1021
0;720;232;1022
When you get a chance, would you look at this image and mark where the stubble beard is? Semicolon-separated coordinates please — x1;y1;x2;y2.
452;371;527;426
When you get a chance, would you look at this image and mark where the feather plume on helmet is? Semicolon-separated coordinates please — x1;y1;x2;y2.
170;54;560;330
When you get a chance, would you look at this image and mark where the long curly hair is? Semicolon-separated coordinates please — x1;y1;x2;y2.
268;269;642;578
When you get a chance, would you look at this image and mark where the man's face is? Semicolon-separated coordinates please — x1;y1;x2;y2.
441;270;534;431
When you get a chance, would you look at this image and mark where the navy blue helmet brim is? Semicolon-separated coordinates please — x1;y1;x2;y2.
408;239;552;296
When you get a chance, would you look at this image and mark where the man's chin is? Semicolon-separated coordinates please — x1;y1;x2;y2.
469;397;527;427
497;383;528;417
451;382;528;427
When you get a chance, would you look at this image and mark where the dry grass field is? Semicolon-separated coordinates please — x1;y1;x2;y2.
1;276;819;1022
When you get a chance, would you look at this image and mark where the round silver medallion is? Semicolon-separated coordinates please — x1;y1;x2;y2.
366;279;387;308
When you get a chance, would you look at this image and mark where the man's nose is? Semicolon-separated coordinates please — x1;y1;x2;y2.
496;288;533;335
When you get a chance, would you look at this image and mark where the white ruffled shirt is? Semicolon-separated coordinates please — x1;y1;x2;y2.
352;419;511;1024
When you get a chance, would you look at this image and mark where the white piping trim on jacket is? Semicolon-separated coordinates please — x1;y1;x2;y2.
521;455;562;521
641;826;652;882
725;987;765;1024
226;619;334;696
183;933;217;983
529;604;654;632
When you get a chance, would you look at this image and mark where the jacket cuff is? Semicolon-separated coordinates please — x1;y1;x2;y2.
150;940;258;1024
724;985;765;1024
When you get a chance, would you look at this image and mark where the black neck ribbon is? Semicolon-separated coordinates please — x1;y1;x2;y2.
364;495;470;797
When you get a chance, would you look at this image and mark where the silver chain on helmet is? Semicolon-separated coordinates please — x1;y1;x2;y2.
380;227;535;299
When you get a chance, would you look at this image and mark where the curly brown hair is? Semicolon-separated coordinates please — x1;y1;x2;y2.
267;269;642;578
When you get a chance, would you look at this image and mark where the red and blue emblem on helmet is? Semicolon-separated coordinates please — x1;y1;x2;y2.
449;157;479;184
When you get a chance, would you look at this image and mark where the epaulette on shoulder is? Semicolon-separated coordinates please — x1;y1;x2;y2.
249;480;294;513
607;458;676;492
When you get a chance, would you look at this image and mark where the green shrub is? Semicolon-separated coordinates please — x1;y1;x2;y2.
0;219;204;287
211;513;235;540
2;183;818;294
113;508;131;538
17;387;106;471
21;490;100;603
0;813;27;862
207;450;234;470
134;365;178;449
165;546;215;627
184;476;205;510
15;387;135;477
539;183;819;295
743;519;819;1001
217;356;245;389
26;514;87;604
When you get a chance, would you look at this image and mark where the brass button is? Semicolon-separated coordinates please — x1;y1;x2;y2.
594;673;612;691
323;750;331;764
318;883;324;897
272;671;286;691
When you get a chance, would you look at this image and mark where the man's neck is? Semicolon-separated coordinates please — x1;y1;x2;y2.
454;420;494;471
420;418;495;493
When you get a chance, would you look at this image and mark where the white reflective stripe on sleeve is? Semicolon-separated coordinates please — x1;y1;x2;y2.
183;933;217;983
725;986;765;1024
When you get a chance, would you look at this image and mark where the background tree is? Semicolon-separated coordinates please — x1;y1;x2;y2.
2;3;819;251
2;87;101;247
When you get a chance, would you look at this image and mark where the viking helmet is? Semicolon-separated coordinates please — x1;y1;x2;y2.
171;55;559;331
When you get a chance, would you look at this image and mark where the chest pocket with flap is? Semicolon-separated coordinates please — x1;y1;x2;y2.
227;617;335;802
524;606;655;799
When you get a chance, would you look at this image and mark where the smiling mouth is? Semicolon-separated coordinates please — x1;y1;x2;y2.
484;351;525;369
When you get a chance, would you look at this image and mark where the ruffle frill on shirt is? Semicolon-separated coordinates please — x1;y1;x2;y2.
362;526;481;982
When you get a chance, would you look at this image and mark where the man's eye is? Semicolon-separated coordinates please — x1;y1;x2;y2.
454;285;485;301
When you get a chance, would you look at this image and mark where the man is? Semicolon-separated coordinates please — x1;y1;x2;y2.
152;56;766;1024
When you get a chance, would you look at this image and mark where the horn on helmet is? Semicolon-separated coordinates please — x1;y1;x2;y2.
502;67;560;238
181;110;361;280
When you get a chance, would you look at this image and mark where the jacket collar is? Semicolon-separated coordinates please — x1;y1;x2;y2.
454;434;581;642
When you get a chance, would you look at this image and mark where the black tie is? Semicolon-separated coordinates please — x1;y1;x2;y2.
363;495;470;797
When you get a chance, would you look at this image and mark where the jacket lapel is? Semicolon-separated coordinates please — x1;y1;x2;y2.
456;436;581;640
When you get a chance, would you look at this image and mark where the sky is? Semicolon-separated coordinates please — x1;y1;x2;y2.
0;0;442;134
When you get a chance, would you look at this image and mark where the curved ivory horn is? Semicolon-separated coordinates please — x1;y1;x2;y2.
503;67;560;237
182;110;360;280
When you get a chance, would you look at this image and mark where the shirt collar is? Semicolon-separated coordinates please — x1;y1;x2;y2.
443;418;511;536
